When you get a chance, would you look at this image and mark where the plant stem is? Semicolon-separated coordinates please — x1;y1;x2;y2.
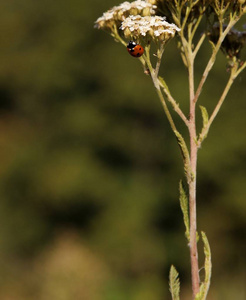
197;61;240;146
194;18;238;103
158;77;189;127
193;33;206;59
143;45;178;133
156;88;178;133
188;129;200;299
187;53;200;299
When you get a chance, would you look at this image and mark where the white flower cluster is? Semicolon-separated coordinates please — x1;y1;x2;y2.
120;15;181;41
94;1;157;30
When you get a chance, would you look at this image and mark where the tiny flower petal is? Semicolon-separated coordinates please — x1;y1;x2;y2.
120;15;180;41
95;1;157;31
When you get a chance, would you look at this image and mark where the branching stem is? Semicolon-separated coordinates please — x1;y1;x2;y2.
194;18;239;103
144;45;178;133
158;77;189;127
97;3;246;300
197;61;244;147
186;39;200;299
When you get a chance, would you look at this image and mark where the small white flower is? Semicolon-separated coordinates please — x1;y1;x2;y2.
140;26;149;36
154;30;161;37
120;15;180;41
104;11;115;20
95;1;157;30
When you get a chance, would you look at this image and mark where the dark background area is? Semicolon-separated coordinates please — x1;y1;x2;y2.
0;0;245;299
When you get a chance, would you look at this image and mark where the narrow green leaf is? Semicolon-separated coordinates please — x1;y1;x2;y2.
179;181;190;242
199;106;209;143
196;231;200;242
158;76;170;93
169;265;180;300
195;232;212;300
200;106;209;127
201;231;212;297
174;130;190;179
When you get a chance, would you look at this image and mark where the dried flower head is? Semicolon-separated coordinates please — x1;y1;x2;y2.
94;1;157;31
208;24;246;58
209;0;246;15
120;15;180;42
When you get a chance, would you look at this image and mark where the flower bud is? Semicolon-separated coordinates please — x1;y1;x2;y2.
130;7;138;15
142;7;151;16
147;0;158;4
123;27;132;39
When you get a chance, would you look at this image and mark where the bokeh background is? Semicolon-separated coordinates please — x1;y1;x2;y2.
0;0;245;299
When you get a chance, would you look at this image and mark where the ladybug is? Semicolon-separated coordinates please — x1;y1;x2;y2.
127;41;144;57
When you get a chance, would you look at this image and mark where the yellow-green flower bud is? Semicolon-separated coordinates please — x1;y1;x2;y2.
142;7;151;16
123;27;132;39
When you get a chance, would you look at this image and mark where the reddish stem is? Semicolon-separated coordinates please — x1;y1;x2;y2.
189;124;200;298
188;57;200;299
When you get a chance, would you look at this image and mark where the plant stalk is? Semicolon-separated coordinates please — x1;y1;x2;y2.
188;52;200;299
188;128;200;299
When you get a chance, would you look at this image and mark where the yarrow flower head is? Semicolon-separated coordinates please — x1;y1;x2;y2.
94;1;157;31
120;15;180;42
208;23;246;59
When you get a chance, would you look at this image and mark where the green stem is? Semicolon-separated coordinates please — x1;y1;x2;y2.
111;25;127;46
191;13;203;41
158;77;189;127
187;45;200;300
156;88;178;133
234;60;246;77
155;43;165;78
143;45;184;144
193;33;206;59
194;17;238;103
197;63;239;146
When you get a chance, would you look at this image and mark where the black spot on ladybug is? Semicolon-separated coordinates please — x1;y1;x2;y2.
126;41;144;57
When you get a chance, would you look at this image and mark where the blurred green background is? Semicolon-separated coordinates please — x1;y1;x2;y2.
0;0;245;299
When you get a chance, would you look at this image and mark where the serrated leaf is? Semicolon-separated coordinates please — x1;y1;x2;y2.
179;181;190;242
200;106;209;127
195;232;212;300
174;130;190;179
202;231;212;290
198;106;209;143
169;265;180;300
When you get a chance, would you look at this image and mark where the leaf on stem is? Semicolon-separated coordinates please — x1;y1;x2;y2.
196;231;200;242
198;106;209;144
169;265;180;300
195;232;212;300
200;105;209;127
158;76;171;94
174;130;191;179
179;181;190;242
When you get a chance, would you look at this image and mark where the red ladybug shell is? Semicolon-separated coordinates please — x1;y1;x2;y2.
127;41;144;57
